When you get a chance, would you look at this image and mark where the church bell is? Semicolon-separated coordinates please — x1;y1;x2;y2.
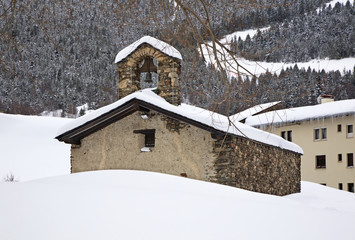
140;57;157;83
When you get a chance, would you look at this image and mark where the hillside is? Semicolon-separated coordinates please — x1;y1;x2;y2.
0;0;354;115
0;113;71;181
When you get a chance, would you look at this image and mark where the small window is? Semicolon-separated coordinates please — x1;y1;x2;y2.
287;130;292;142
347;153;354;167
338;154;343;162
339;183;343;190
348;183;354;193
281;131;286;139
347;124;353;138
316;155;326;168
337;124;342;132
314;128;320;140
133;129;156;148
145;132;155;147
314;128;326;140
320;183;326;186
321;128;327;139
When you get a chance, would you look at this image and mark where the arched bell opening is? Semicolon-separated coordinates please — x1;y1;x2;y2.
139;56;158;89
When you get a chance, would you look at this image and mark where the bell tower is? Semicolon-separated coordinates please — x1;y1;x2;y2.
115;36;182;105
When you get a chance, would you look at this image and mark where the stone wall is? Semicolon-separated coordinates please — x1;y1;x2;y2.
71;111;215;181
70;110;300;196
117;44;181;105
209;134;301;196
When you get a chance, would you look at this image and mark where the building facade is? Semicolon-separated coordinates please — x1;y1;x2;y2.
245;98;355;192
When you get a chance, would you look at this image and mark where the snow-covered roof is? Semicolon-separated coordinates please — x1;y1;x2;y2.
57;89;302;154
114;36;182;63
245;99;355;127
231;101;281;122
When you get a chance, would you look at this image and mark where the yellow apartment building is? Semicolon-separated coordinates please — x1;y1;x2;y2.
245;97;355;192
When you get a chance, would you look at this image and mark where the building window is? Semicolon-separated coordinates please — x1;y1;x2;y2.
339;183;343;190
314;129;320;140
338;154;342;162
287;130;292;142
321;128;327;139
320;183;326;186
316;155;326;168
348;183;354;193
314;128;327;140
337;124;342;132
347;153;354;167
281;131;286;139
133;129;156;148
281;130;292;142
347;124;353;138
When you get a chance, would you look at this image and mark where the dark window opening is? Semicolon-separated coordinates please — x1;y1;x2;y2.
338;154;343;162
348;183;354;193
316;155;326;168
321;128;327;139
281;131;286;139
347;124;353;138
287;130;292;142
320;183;326;186
337;124;342;132
347;153;354;167
314;129;320;140
339;183;343;190
133;129;156;148
281;130;292;142
314;128;327;140
145;133;155;147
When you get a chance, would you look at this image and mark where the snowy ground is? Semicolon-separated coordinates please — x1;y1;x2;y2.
201;27;355;77
0;170;355;240
0;113;71;181
1;113;354;240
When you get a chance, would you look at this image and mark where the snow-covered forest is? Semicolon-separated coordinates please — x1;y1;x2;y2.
0;0;354;115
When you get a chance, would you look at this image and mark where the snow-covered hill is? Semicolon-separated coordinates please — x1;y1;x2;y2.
0;113;354;239
201;27;355;77
0;113;72;181
0;170;354;240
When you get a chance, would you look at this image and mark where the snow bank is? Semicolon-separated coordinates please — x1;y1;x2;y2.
0;113;72;181
115;36;182;63
0;170;354;240
245;99;355;127
57;89;302;154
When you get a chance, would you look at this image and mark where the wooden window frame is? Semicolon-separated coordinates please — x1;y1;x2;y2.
133;129;156;148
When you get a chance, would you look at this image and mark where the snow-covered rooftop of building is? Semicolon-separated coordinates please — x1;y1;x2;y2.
245;99;355;127
114;36;182;63
231;101;281;122
57;89;302;154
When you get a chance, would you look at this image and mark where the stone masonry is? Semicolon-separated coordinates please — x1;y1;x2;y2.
117;44;181;105
210;134;301;195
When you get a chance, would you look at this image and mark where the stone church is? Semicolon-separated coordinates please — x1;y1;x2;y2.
56;36;302;196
